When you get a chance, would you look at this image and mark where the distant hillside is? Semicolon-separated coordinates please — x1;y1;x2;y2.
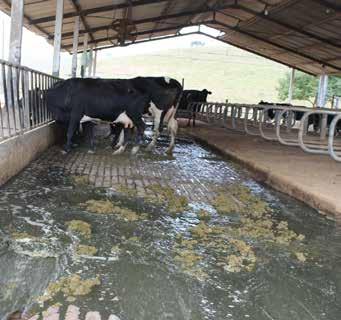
96;44;290;104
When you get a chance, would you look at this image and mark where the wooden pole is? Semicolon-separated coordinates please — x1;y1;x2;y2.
71;15;80;77
52;0;64;77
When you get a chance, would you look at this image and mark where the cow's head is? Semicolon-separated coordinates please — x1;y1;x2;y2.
201;89;212;101
202;89;212;95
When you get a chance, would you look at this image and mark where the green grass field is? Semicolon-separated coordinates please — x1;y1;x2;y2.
96;44;290;104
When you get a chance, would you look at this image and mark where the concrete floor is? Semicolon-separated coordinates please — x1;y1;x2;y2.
182;121;341;222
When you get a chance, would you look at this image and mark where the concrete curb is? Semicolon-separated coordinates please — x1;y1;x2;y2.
186;129;339;221
0;122;61;187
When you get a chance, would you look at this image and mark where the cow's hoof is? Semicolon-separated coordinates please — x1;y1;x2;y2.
112;143;122;150
113;146;125;155
131;146;140;155
88;149;95;154
146;143;155;151
166;147;174;156
62;146;71;154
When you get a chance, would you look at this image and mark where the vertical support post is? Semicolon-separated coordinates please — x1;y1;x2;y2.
317;73;328;108
1;18;5;60
317;72;329;139
88;46;93;77
8;0;24;64
288;68;295;104
52;0;64;77
81;33;88;78
7;0;24;134
71;15;80;78
334;96;340;109
92;48;97;77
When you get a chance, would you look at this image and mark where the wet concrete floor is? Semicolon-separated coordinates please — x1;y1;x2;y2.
0;129;341;320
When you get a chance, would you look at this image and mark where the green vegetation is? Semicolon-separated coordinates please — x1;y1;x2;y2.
277;71;341;106
97;45;288;103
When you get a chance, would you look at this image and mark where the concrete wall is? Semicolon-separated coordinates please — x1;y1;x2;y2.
0;123;60;186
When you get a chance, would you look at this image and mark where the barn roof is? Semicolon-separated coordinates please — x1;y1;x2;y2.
1;0;341;75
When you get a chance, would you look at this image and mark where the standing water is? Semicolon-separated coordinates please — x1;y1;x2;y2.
0;131;340;320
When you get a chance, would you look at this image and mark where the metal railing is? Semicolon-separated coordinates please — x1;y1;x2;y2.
0;59;60;141
187;101;341;162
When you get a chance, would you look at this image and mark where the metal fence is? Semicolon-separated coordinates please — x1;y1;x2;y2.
0;59;60;141
188;101;341;162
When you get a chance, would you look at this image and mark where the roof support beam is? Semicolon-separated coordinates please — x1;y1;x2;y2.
50;4;237;40
236;3;341;48
2;0;51;40
70;0;94;42
310;0;341;12
66;21;213;50
213;20;341;72
52;0;64;77
30;0;169;25
77;31;200;53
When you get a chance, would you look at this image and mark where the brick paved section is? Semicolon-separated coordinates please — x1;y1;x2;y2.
28;135;236;204
23;305;120;320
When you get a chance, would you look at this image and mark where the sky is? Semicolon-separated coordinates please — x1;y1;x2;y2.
0;11;225;78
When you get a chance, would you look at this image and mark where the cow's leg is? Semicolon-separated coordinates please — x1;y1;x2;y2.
193;106;196;127
158;110;166;133
113;128;131;155
166;116;178;155
81;121;95;153
147;103;162;151
64;112;82;153
87;123;95;154
130;116;146;155
113;129;124;149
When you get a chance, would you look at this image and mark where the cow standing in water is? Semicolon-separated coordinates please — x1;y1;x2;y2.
178;89;212;126
110;76;183;155
47;76;182;154
47;78;148;153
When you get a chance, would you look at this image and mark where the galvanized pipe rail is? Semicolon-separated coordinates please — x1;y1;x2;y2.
188;101;341;162
0;58;60;141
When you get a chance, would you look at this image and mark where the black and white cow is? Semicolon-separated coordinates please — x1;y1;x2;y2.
47;78;148;153
108;76;183;154
178;89;212;126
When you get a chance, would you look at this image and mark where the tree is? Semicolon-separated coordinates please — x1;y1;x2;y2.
277;71;341;106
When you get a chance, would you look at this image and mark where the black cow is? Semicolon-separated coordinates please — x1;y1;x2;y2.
47;78;148;153
178;89;212;126
257;101;317;129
